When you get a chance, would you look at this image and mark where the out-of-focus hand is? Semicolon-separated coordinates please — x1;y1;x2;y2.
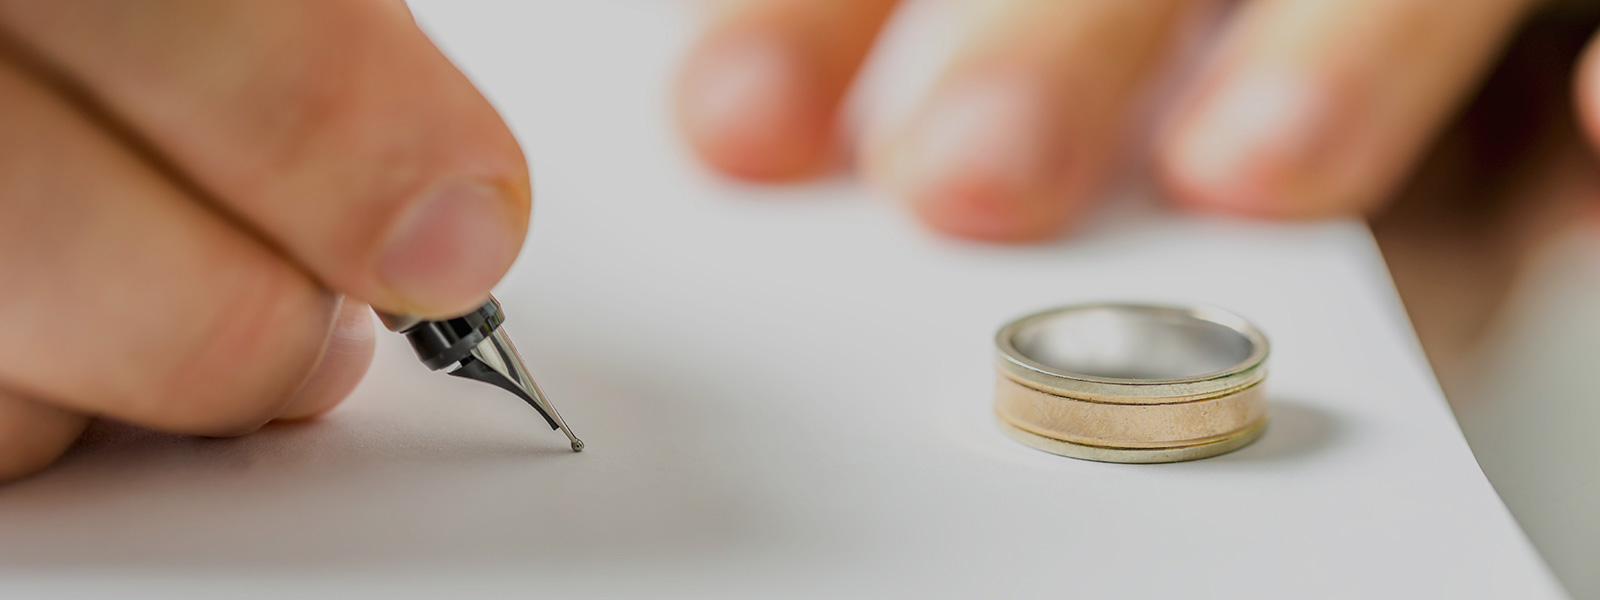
673;0;1563;240
0;1;529;480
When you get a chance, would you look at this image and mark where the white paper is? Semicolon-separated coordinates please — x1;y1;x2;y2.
0;2;1563;598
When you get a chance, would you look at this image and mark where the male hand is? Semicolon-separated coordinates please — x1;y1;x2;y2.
0;1;529;480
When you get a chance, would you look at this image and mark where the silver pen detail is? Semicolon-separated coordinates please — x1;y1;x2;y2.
466;327;584;452
378;296;584;452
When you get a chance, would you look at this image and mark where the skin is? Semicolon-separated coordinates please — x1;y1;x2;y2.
1;0;1598;481
0;0;526;481
675;0;1579;236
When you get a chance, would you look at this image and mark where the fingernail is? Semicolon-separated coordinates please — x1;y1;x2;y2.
681;38;793;131
379;182;521;314
1168;68;1328;213
676;36;825;179
873;78;1069;240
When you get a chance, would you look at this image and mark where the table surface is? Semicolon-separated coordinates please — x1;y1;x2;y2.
0;2;1566;598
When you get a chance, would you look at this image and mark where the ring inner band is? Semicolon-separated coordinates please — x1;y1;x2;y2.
996;305;1268;402
1012;307;1252;380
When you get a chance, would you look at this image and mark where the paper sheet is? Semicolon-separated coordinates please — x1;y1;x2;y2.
0;2;1563;597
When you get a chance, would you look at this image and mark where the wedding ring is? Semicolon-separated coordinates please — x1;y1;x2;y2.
994;304;1269;463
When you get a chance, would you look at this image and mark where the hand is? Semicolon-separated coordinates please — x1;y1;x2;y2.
672;0;1594;241
0;1;529;481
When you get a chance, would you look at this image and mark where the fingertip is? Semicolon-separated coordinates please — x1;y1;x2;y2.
1576;33;1600;152
1159;122;1273;218
902;179;1077;242
277;300;376;422
1157;160;1363;221
1157;69;1327;219
1157;137;1290;220
0;393;88;483
674;35;834;181
376;181;524;318
864;79;1084;242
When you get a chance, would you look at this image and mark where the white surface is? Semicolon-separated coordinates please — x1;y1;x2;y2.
0;2;1564;598
1455;229;1600;599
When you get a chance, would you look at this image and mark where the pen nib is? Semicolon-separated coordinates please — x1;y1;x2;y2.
448;327;584;452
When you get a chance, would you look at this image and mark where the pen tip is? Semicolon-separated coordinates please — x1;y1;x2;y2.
570;438;585;452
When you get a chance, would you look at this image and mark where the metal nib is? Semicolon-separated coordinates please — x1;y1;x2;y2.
448;327;584;452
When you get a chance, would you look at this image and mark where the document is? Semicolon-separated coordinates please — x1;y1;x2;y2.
0;2;1561;597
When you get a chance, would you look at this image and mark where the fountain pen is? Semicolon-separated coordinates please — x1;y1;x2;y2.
377;297;583;451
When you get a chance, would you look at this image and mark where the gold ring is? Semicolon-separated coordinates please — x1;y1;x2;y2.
994;304;1269;463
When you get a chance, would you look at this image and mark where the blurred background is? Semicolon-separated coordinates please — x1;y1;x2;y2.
1371;3;1600;596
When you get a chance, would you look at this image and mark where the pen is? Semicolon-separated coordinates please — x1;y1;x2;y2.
376;297;583;452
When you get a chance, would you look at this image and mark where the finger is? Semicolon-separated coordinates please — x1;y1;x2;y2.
1157;0;1536;218
1576;28;1600;154
674;0;900;180
277;299;376;422
863;1;1197;241
0;0;529;318
0;50;336;436
0;390;89;483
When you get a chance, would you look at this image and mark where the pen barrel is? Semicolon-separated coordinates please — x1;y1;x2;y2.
376;296;507;371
